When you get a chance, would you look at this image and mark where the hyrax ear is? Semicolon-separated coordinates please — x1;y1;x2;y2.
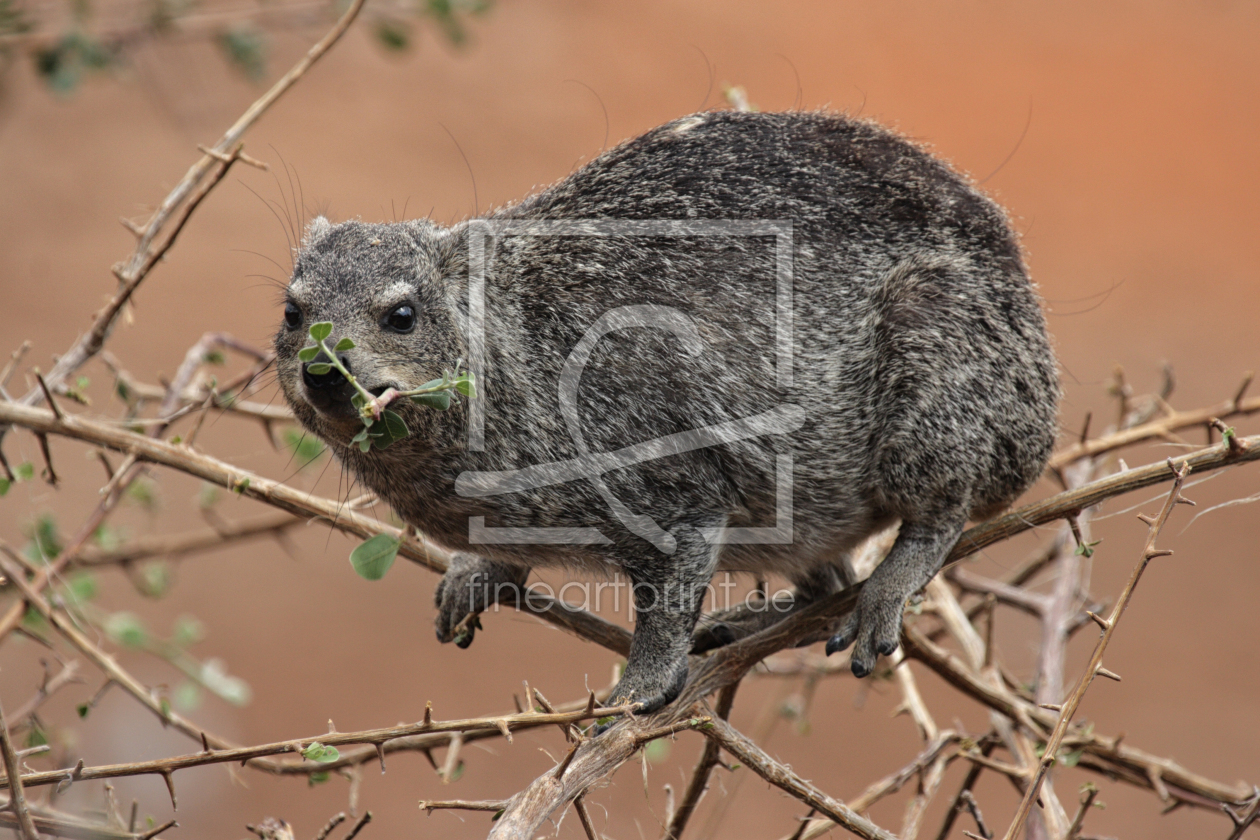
301;216;333;249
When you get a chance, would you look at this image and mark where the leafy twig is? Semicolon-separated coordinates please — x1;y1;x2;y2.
298;322;475;452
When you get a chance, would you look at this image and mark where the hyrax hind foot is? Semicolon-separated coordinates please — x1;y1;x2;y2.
826;520;963;677
434;553;528;649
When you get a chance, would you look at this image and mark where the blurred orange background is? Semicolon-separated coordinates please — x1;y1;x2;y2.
1;2;1258;838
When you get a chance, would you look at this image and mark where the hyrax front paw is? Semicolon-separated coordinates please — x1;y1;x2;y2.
825;581;908;678
605;656;689;717
434;554;528;649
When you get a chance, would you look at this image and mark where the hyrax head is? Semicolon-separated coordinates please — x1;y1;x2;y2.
274;216;466;447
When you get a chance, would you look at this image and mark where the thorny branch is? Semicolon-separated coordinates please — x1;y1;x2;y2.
0;19;1255;833
1;0;367;430
1000;461;1193;840
0;697;41;840
2;382;1258;837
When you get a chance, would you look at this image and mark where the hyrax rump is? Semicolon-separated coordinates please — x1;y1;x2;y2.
275;110;1059;713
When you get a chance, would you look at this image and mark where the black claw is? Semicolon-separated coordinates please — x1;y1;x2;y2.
825;632;854;656
851;657;872;678
876;639;898;656
712;625;736;646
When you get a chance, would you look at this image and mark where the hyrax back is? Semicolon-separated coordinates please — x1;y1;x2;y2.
275;110;1059;712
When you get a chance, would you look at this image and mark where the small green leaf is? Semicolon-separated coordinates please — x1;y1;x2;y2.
15;462;35;481
491;809;505;822
455;373;476;398
159;697;172;719
232;477;251;495
125;477;159;511
198;483;220;510
334;337;356;351
63;572;98;603
24;513;62;560
375;18;411;51
358;438;372;453
350;533;401;581
643;737;671;764
137;561;171;598
1074;539;1101;557
173;614;205;646
77;703;90;719
306;362;332;375
0;477;9;496
309;771;330;787
22;608;46;632
1061;747;1084;767
202;349;226;366
302;741;341;763
105;611;148;648
174;681;202;711
93;525;124;550
297;346;319;363
416;377;446;391
26;724;48;749
309;322;333;342
411;392;451;410
283;429;325;467
218;23;267;81
382;409;409;442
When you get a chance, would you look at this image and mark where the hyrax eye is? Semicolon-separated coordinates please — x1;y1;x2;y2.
384;304;416;333
284;301;302;330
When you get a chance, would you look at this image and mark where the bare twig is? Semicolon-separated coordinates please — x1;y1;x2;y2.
0;807;163;840
7;660;83;725
663;682;738;839
698;716;898;840
4;0;367;419
932;736;998;840
0;398;636;654
1049;382;1260;470
311;813;345;840
1066;785;1099;838
0;698;41;840
999;462;1191;840
418;799;507;814
75;514;302;568
340;812;370;840
1;690;635;791
959;791;992;839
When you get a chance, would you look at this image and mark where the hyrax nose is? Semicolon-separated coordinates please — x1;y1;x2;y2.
302;351;352;390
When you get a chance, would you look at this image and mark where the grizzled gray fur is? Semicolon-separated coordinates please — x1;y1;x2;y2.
274;110;1059;713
